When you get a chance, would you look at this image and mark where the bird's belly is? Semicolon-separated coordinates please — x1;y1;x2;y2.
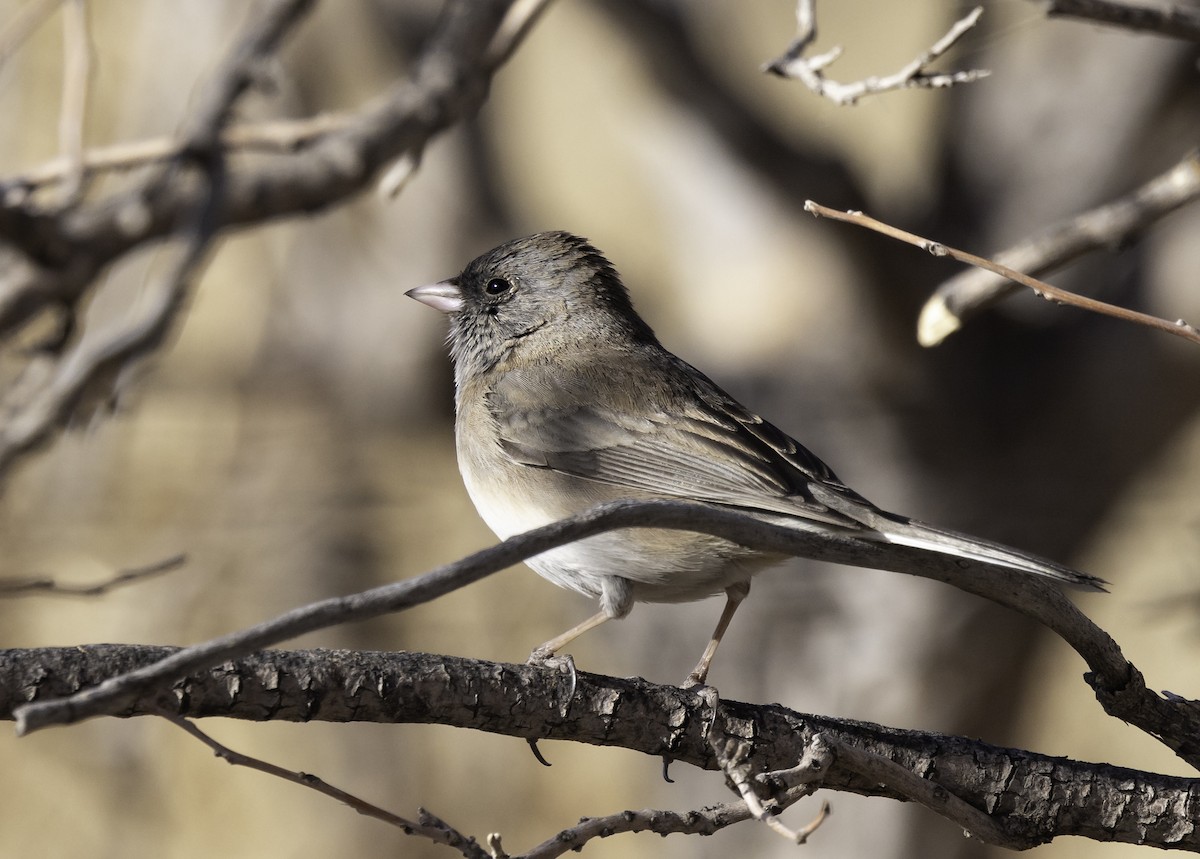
458;449;780;603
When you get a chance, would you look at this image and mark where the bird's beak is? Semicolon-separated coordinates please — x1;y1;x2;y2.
405;279;463;314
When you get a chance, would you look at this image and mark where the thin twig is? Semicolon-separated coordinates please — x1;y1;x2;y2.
0;552;186;597
803;199;1200;347
1035;0;1200;42
0;113;350;195
163;713;490;859
764;2;989;105
56;0;90;205
704;687;830;844
918;151;1200;345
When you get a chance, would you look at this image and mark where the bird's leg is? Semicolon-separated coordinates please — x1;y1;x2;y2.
528;610;611;707
684;581;750;688
530;610;611;662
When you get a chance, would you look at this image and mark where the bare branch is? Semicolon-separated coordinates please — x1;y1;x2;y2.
164;713;489;858
484;0;554;67
0;0;315;481
0;1;540;486
0;552;186;597
764;2;989;105
918;150;1200;345
822;733;1024;849
5;646;1200;851
803;199;1200;348
702;686;830;844
1;114;350;194
8;499;1200;773
1034;0;1200;42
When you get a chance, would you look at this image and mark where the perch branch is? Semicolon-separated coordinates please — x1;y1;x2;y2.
9;499;1200;772
4;646;1200;851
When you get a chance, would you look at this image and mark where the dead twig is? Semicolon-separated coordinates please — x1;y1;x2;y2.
803;199;1200;348
918;151;1200;345
0;552;186;597
164;713;489;858
0;0;64;70
764;1;989;105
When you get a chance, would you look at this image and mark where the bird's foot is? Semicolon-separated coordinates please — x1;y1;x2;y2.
527;648;578;714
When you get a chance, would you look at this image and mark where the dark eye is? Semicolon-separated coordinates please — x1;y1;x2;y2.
485;277;512;296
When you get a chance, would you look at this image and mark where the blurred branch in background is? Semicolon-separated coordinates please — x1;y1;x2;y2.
0;551;185;596
1034;0;1200;42
763;1;989;105
0;0;315;479
1;0;1199;857
917;150;1200;346
0;0;540;483
803;194;1200;347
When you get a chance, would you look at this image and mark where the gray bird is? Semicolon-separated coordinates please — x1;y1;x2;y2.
408;231;1104;685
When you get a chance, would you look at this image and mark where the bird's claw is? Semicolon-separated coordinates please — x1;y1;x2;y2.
527;649;578;715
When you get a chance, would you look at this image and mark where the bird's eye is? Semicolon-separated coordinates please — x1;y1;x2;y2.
485;277;512;296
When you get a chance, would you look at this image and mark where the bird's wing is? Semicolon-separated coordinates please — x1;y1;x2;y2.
485;355;867;529
485;353;1108;591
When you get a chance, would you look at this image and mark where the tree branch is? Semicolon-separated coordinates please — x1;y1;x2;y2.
1033;0;1200;42
0;552;186;597
7;499;1200;771
164;712;490;858
804;199;1200;348
4;645;1199;851
764;2;990;105
917;150;1200;346
0;0;539;483
0;0;315;480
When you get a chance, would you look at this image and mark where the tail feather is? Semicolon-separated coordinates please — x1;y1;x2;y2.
808;484;1108;592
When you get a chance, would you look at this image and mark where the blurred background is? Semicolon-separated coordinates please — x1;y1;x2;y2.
2;1;1199;857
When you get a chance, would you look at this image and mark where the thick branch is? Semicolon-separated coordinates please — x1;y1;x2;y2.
3;645;1198;851
7;500;1200;772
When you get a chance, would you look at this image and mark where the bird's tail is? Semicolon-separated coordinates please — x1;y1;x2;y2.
808;484;1107;591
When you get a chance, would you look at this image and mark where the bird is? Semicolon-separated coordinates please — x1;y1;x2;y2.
407;231;1105;686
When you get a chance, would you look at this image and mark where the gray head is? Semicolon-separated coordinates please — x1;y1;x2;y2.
407;232;657;382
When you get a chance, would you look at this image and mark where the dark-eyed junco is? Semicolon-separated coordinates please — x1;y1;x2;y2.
408;231;1104;685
